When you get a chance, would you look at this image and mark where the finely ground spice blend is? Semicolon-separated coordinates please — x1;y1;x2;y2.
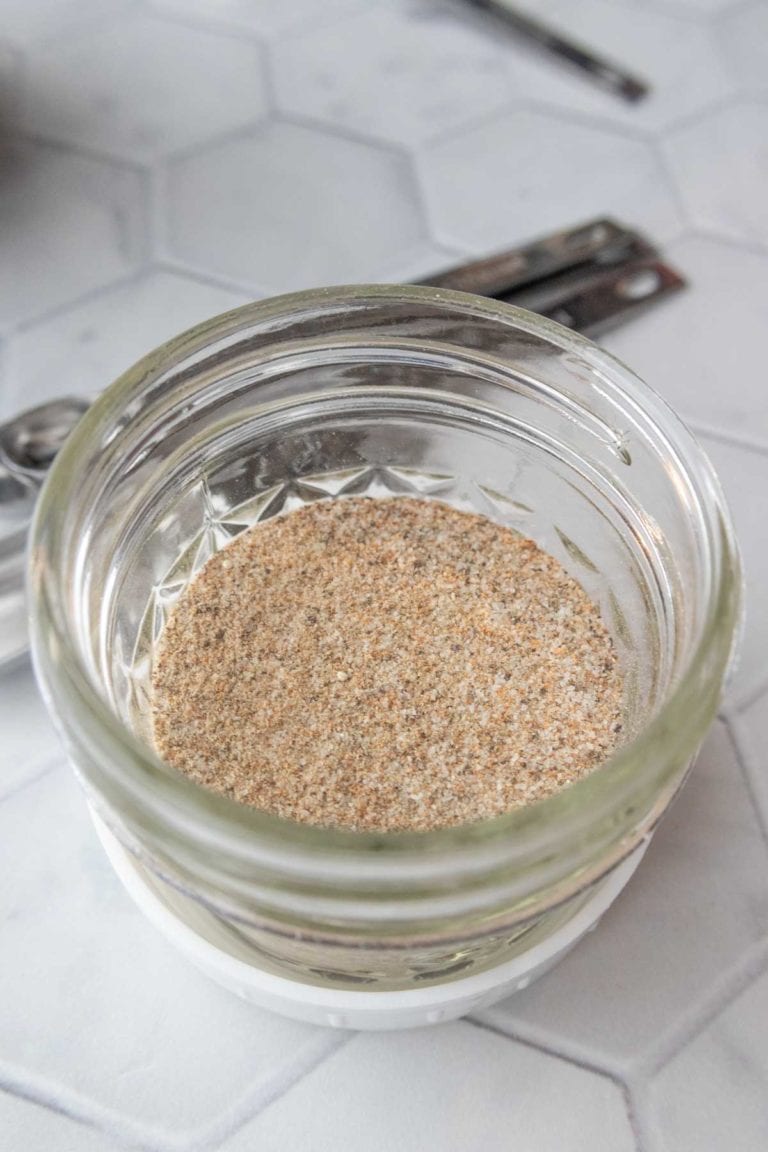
151;497;624;832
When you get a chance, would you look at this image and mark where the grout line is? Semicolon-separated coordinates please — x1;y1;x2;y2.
275;107;414;161
468;1011;655;1147
685;225;768;262
466;1012;625;1083
147;259;259;301
727;712;768;849
731;674;768;716
623;1075;660;1152
416;96;521;154
0;1066;166;1152
689;418;768;457
658;91;742;140
152;253;269;300
188;1031;355;1151
2;124;152;175
650;137;693;232
0;759;61;807
8;268;147;338
635;936;768;1079
0;1031;354;1152
141;1;266;47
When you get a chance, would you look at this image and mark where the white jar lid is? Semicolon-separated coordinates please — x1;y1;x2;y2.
92;809;646;1031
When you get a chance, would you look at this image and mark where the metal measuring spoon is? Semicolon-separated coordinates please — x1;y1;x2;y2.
0;398;89;668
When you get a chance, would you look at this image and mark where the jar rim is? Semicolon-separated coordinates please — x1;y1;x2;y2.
29;285;742;870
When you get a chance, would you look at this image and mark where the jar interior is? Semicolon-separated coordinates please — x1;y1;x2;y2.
81;348;690;773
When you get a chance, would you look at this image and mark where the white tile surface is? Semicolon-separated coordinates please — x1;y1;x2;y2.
271;1;516;147
0;1;134;47
419;109;684;252
220;1024;635;1152
23;12;268;161
663;104;768;249
0;662;61;799
0;141;146;328
480;724;768;1071
0;1093;117;1152
501;0;733;134
1;2;768;1148
602;236;768;437
0;767;336;1143
649;967;768;1152
720;4;768;96
166;122;426;292
694;435;768;707
150;0;368;41
733;694;768;840
5;271;252;409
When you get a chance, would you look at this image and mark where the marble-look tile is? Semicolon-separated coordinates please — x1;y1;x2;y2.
500;0;732;134
664;104;768;250
649;967;768;1152
480;723;768;1072
5;271;252;410
0;39;23;131
0;1;133;47
150;0;367;41
0;141;146;328
23;13;268;162
270;1;515;147
0;662;62;799
0;1093;117;1152
221;1023;635;1152
166;122;426;293
695;435;768;708
0;768;338;1140
733;691;768;839
418;109;683;253
719;4;768;97
602;236;768;436
375;237;470;284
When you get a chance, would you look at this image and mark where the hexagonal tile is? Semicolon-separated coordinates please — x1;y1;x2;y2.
479;723;768;1072
663;104;768;249
418;108;683;253
0;663;62;800
602;236;768;437
5;271;252;411
165;122;426;292
150;0;368;41
271;1;515;147
0;0;133;46
695;435;768;707
0;40;22;130
651;0;749;14
0;140;146;327
0;1093;115;1152
733;691;768;839
0;767;337;1141
649;967;768;1152
22;12;268;162
720;4;768;96
219;1023;635;1152
377;238;472;285
499;0;732;134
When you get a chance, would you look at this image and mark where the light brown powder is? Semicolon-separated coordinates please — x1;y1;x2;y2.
151;497;624;832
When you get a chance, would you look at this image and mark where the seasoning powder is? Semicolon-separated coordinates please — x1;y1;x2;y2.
151;497;624;832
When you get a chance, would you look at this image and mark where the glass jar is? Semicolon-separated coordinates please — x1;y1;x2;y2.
28;287;741;1028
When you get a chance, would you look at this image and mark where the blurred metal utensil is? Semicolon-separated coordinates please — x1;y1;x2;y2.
419;217;685;334
463;0;649;103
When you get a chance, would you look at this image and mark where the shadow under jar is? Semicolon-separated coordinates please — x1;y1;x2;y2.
29;286;741;1029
